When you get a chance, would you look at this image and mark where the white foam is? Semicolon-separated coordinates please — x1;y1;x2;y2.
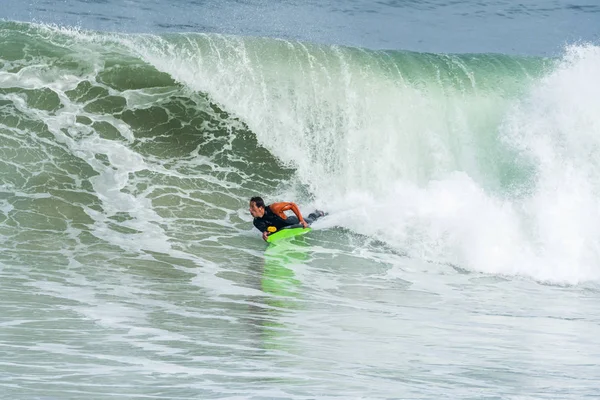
126;36;600;283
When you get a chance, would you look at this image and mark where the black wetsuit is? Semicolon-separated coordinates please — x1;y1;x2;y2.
253;206;299;233
253;207;323;233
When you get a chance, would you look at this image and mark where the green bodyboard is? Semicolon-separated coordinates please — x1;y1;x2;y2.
266;227;312;243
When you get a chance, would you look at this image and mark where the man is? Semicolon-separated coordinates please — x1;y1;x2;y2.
249;196;324;241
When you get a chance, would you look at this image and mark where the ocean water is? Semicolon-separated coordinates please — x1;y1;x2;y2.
1;1;600;399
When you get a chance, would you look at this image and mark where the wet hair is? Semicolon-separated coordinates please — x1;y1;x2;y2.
250;196;265;208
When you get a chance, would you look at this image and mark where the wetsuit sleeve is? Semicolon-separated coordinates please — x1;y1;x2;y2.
270;202;305;223
253;219;268;233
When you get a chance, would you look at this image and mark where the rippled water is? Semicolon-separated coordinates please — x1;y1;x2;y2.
1;2;600;399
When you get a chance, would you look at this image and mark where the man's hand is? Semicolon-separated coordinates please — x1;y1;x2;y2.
262;231;269;241
300;220;308;228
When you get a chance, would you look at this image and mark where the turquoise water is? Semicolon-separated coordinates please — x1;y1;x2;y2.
1;2;600;399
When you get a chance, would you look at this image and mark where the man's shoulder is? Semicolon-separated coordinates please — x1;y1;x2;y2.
253;217;267;232
268;202;289;213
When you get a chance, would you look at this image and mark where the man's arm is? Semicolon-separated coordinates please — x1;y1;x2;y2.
253;219;270;241
270;202;308;228
253;219;268;232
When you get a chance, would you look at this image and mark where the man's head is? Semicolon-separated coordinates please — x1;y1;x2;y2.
249;196;266;218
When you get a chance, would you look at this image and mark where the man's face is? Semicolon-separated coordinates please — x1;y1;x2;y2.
249;202;265;218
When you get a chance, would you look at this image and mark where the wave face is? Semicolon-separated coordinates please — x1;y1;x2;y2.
1;21;600;283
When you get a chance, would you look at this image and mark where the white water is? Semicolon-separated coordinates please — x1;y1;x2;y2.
124;32;600;284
